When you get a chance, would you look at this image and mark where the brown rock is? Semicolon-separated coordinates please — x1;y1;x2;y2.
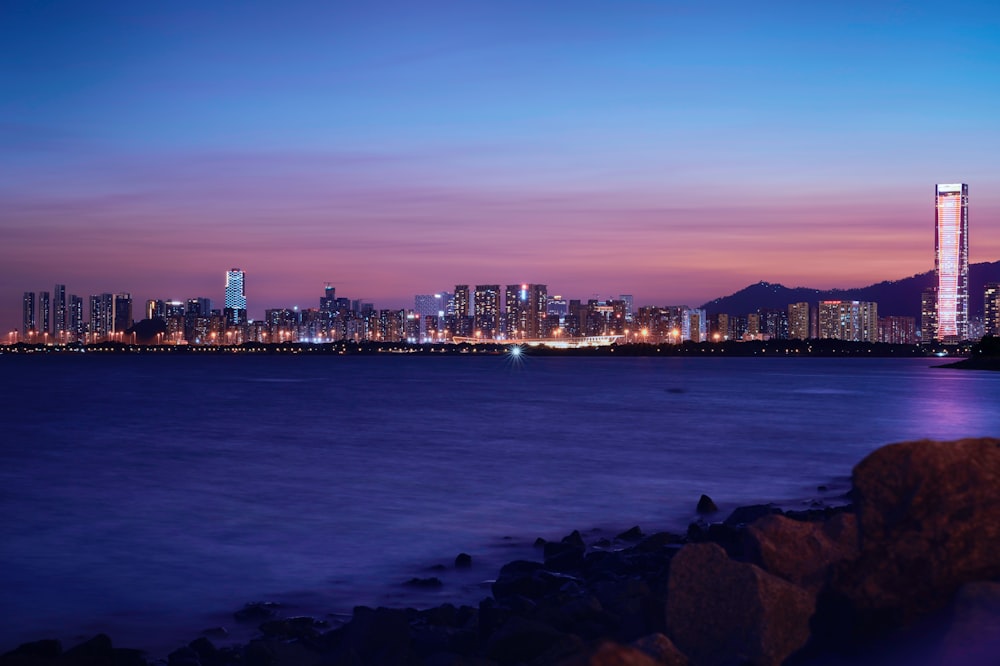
558;641;662;666
832;438;1000;627
745;512;858;591
630;633;689;666
666;542;814;666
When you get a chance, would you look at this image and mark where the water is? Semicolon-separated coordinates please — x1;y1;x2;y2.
1;353;998;655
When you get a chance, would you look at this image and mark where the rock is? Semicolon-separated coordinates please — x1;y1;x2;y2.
695;494;718;514
167;646;201;666
337;606;412;665
616;526;644;541
818;438;1000;645
485;615;576;663
544;540;586;572
745;512;858;591
937;581;1000;665
630;633;689;666
63;634;114;661
233;601;280;622
592;579;660;642
406;576;444;588
1;639;62;660
723;503;781;527
666;542;814;666
188;637;222;666
558;641;663;666
454;553;472;568
561;530;586;547
259;616;328;640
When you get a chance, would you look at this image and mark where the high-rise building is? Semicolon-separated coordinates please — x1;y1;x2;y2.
505;284;548;338
788;302;810;340
39;291;50;335
452;285;471;336
878;316;917;345
22;292;36;337
113;293;133;333
985;282;1000;337
920;288;937;344
225;268;247;326
934;183;969;342
474;285;501;338
69;295;84;342
818;301;878;342
53;284;67;340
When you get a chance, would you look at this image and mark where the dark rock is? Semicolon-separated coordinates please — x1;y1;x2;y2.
338;606;411;665
544;540;586;572
745;512;858;591
485;615;574;663
454;553;472;568
259;616;328;640
593;537;612;548
666;542;814;666
634;532;683;553
630;633;689;666
168;646;201;666
817;485;829;492
534;537;547;548
723;503;782;526
406;576;444;588
695;494;718;514
561;530;586;547
816;438;1000;647
616;526;644;541
1;639;62;659
492;560;545;600
188;638;222;666
592;578;661;641
200;627;229;638
63;634;114;661
233;601;280;622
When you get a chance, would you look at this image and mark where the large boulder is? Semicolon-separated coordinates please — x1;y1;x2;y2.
819;438;1000;642
745;512;858;591
666;542;814;666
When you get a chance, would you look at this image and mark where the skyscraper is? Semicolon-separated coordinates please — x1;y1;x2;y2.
934;183;969;342
788;302;810;340
53;284;66;340
474;284;501;338
22;292;36;337
818;301;878;342
225;268;247;325
985;282;1000;337
39;291;50;336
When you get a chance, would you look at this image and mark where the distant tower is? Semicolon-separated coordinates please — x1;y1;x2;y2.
985;282;1000;337
934;184;969;342
225;268;247;325
474;285;501;338
788;302;810;340
38;291;50;336
22;292;36;338
53;284;67;340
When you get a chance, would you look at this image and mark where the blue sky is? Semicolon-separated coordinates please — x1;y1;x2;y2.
2;1;999;325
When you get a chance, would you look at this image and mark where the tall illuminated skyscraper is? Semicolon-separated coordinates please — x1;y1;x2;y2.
934;183;969;342
225;268;247;325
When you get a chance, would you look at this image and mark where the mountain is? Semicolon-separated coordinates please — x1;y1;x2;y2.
701;260;1000;320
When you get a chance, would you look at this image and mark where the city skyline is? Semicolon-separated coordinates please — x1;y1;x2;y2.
3;2;1000;330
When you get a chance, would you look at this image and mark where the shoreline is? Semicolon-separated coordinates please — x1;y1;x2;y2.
0;339;968;358
4;438;998;665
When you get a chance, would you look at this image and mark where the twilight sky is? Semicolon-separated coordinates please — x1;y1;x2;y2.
3;0;1000;327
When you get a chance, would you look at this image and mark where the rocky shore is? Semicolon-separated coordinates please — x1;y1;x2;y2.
3;438;998;666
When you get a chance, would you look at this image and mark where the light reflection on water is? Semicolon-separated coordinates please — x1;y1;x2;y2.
0;355;997;654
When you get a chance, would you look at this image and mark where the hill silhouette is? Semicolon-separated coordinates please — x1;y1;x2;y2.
701;260;1000;319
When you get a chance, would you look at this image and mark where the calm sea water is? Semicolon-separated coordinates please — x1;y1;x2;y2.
1;353;998;655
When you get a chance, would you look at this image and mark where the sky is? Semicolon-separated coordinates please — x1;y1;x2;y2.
2;0;1000;328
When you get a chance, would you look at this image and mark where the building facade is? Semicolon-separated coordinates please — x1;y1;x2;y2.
934;183;969;341
225;268;247;325
788;302;810;340
818;300;878;342
985;282;1000;337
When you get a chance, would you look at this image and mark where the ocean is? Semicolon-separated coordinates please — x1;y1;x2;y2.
1;353;998;655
